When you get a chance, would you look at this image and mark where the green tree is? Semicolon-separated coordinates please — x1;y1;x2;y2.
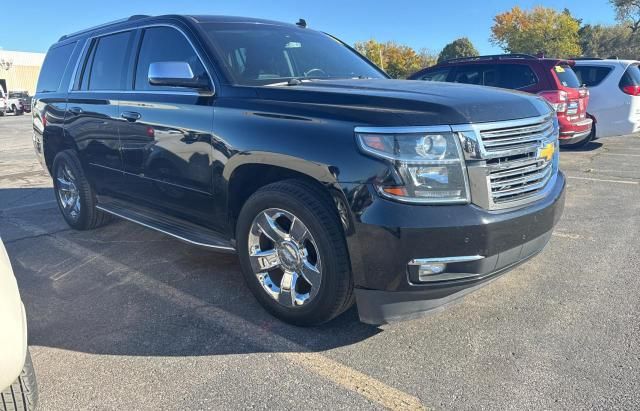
610;0;640;32
490;6;582;58
437;37;479;63
579;23;639;58
354;39;436;78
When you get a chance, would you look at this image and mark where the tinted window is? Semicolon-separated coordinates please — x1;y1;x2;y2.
573;66;612;87
419;68;450;82
134;27;208;91
498;64;538;89
200;23;385;85
86;31;133;90
452;66;484;85
36;42;76;93
620;64;640;87
553;65;581;88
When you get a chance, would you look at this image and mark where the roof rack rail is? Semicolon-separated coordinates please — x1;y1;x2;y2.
58;15;151;42
439;53;538;65
572;57;603;60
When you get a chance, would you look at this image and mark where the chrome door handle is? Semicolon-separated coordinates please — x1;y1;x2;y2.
121;111;141;122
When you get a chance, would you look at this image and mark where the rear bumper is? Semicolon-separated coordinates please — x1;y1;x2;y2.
558;117;592;145
343;171;566;325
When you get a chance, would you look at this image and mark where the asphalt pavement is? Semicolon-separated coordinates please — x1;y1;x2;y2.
1;114;638;410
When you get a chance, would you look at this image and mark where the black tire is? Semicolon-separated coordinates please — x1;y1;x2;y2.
52;149;112;230
15;109;23;116
1;349;38;411
0;111;4;117
236;179;354;326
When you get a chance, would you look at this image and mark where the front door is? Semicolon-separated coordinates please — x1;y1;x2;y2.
118;25;218;230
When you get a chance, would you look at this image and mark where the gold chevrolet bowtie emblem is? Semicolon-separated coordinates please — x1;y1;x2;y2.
538;143;555;162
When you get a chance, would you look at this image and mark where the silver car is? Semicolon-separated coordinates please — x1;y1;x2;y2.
0;238;37;410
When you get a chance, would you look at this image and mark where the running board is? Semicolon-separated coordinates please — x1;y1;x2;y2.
96;198;235;253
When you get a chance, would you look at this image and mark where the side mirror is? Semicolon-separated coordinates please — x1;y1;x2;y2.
148;61;210;91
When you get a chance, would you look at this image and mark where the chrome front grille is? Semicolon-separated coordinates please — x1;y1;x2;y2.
480;119;555;153
488;157;553;204
454;114;559;210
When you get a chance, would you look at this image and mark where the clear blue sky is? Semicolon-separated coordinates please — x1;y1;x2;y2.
4;0;617;54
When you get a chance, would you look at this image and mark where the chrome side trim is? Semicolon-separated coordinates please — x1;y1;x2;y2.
409;255;484;265
95;205;236;252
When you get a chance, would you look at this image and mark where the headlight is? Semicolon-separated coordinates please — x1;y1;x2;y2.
356;130;470;204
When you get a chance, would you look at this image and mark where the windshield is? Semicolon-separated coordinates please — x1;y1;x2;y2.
199;23;386;85
553;65;581;88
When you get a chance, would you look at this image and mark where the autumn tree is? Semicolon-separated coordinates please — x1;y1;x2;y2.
354;39;436;78
610;0;640;32
437;37;479;63
490;6;582;58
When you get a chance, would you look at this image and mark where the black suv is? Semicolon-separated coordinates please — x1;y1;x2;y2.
33;15;565;325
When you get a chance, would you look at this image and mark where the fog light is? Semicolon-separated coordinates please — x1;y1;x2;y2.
418;263;446;280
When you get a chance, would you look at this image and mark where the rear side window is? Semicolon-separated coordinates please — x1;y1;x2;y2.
553;65;581;88
84;31;134;90
418;68;450;82
573;66;612;87
619;64;640;88
498;64;538;89
134;26;207;91
36;42;76;93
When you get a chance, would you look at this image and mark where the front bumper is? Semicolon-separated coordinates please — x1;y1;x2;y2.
342;171;566;325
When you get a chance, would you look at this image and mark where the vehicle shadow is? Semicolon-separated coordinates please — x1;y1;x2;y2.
1;187;381;358
561;141;603;152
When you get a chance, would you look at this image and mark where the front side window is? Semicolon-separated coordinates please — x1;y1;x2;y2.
199;23;386;85
452;66;484;85
134;26;208;91
37;42;76;93
419;68;450;82
85;31;133;90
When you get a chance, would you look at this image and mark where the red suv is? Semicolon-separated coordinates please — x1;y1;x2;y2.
409;54;593;147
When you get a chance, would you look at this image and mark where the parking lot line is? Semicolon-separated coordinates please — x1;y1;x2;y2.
6;215;428;410
566;176;638;185
600;153;640;157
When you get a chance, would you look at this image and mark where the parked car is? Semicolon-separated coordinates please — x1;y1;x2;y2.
7;91;31;115
409;54;594;147
33;15;565;325
0;87;7;117
573;59;640;138
0;238;38;410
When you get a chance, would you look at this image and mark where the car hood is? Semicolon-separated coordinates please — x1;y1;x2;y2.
254;78;551;126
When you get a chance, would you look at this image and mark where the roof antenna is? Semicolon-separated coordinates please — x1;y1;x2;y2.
296;18;307;28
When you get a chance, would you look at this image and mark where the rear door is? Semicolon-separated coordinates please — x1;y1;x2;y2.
117;25;218;229
65;30;136;194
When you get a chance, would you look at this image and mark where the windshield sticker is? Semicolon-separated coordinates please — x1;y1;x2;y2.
555;66;565;73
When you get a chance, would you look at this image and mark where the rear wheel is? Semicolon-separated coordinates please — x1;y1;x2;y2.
236;180;353;326
52;150;112;230
0;349;38;411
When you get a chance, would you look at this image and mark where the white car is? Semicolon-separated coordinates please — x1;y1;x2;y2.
0;239;37;410
573;59;640;138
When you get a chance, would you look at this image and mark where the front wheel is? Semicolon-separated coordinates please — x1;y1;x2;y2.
236;180;353;326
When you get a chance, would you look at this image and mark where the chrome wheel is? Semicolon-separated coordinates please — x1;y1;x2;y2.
248;208;322;308
56;162;81;220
